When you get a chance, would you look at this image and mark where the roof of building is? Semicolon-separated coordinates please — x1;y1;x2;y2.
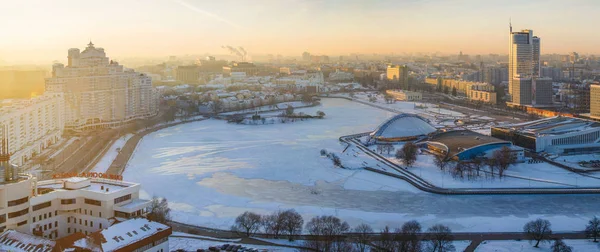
90;218;169;251
493;116;600;137
37;178;134;195
0;230;55;252
371;114;437;140
427;130;508;157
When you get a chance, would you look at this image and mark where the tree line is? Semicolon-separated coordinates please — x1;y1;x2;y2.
231;210;456;252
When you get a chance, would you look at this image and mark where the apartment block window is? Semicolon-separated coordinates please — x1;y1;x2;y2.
68;228;71;233
61;199;76;205
55;221;58;227
32;201;51;211
7;197;28;207
84;198;101;206
90;221;93;227
114;194;131;204
8;208;29;219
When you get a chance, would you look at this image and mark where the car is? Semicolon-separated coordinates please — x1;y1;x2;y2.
220;244;229;250
208;247;218;252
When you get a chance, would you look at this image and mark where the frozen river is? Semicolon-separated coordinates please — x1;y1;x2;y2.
123;98;600;232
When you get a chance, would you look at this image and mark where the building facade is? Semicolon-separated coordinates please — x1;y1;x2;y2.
508;27;551;106
590;84;600;118
46;42;159;131
0;174;151;240
386;90;422;101
0;93;65;165
175;65;201;84
386;65;408;89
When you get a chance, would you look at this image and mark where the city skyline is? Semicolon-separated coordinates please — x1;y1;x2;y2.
1;0;600;63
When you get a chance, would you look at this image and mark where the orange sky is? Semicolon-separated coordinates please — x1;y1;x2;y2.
1;0;599;64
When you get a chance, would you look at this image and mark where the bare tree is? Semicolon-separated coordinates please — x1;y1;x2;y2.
262;210;285;238
425;224;455;252
586;216;600;242
471;157;484;177
232;211;262;237
524;218;553;248
374;226;395;252
399;220;422;252
146;196;171;224
281;209;303;241
352;223;373;252
551;239;573;252
383;143;394;155
399;142;418;167
210;99;223;115
492;146;516;177
285;105;294;116
304;215;351;252
433;154;449;171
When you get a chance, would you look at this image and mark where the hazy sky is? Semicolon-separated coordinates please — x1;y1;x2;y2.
1;0;599;63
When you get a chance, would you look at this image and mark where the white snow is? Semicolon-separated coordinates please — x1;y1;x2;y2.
475;239;600;252
91;134;133;173
169;237;295;251
124;98;600;233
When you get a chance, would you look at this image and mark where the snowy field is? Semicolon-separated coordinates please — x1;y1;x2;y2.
169;237;293;251
475;239;599;252
124;98;600;233
91;134;133;173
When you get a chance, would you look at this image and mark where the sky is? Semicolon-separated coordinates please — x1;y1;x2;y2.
0;0;599;64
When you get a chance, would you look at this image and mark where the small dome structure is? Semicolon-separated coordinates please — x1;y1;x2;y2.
371;114;436;142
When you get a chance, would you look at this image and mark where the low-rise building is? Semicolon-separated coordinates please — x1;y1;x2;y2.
386;90;422;101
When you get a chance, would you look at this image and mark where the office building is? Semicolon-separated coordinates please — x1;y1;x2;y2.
0;93;65;165
45;42;159;131
386;90;422;101
492;116;600;154
175;65;201;84
508;26;552;106
0;165;151;239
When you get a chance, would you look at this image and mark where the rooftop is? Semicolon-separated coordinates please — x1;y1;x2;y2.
37;178;135;195
427;130;507;157
494;116;600;137
0;230;55;252
72;218;170;251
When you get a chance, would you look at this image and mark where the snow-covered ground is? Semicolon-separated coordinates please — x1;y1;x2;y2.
475;239;599;252
124;98;600;233
91;134;133;173
378;152;600;188
169;237;294;251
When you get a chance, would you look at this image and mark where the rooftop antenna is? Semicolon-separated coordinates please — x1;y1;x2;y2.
509;18;512;33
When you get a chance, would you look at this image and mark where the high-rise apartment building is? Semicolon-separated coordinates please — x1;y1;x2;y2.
0;93;65;165
508;26;552;106
46;42;159;131
590;84;600;118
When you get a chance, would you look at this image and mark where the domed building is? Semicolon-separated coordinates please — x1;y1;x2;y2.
370;114;437;142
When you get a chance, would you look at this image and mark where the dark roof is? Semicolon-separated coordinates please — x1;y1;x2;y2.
426;130;507;157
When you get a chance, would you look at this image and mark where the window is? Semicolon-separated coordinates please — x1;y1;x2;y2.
55;210;58;216
85;220;88;226
85;198;101;206
32;201;51;211
33;217;36;222
100;223;103;229
8;208;29;219
61;199;76;205
44;214;47;219
67;217;70;223
84;209;87;215
7;197;28;207
68;228;71;233
17;220;27;227
49;223;52;229
99;212;102;218
55;221;58;227
44;224;47;230
90;221;93;227
114;194;131;204
49;212;52;218
79;219;81;225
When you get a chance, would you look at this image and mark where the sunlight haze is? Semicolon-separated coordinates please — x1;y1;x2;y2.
1;0;599;63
